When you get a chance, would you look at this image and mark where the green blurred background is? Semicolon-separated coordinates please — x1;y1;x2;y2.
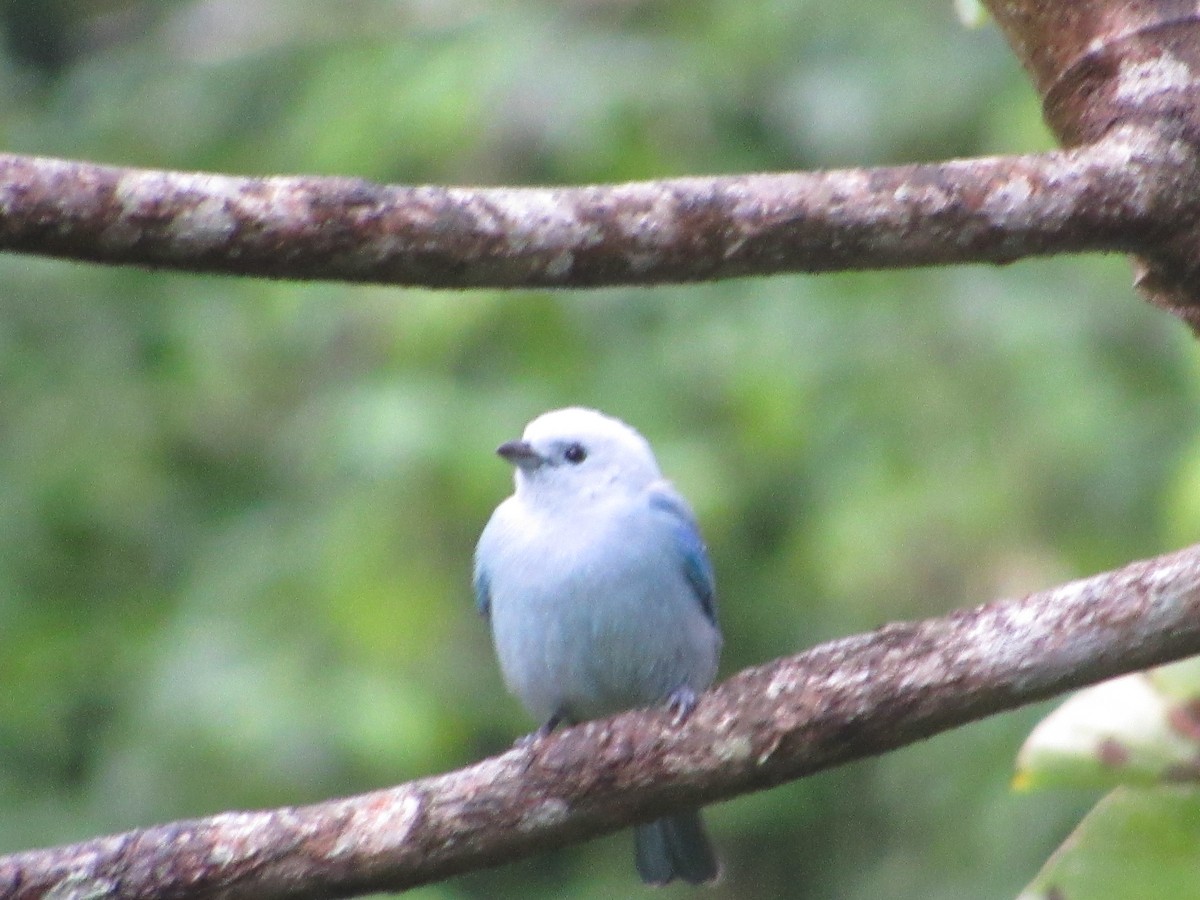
1;1;1198;897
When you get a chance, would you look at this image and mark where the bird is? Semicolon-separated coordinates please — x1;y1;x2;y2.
474;407;722;885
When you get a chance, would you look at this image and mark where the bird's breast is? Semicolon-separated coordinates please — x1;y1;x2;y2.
486;504;719;722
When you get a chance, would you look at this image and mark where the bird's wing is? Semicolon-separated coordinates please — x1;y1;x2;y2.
472;561;492;619
647;484;717;623
473;512;500;619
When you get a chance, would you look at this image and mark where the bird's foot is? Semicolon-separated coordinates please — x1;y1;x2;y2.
667;686;699;726
514;712;564;748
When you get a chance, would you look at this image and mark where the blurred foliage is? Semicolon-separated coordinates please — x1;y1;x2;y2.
1016;659;1200;792
1018;788;1200;900
0;1;1197;898
1014;660;1200;898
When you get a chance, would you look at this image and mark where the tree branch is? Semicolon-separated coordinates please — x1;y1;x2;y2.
985;0;1200;323
0;125;1193;291
2;0;1200;324
4;541;1200;900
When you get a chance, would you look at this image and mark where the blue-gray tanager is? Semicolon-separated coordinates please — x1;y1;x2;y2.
474;407;722;885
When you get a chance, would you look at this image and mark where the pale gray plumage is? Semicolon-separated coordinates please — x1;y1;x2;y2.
474;407;722;885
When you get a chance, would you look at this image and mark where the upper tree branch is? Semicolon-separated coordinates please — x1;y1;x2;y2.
4;541;1200;900
985;0;1200;324
3;1;1200;326
0;125;1193;291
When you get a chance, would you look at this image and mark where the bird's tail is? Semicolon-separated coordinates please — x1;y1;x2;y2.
634;810;720;886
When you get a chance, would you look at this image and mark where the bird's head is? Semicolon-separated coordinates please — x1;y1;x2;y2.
498;407;662;504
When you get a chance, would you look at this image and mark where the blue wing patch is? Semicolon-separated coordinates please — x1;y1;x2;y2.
473;563;492;619
648;486;717;624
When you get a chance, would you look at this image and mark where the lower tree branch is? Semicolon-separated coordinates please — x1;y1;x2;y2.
0;125;1193;290
3;542;1200;899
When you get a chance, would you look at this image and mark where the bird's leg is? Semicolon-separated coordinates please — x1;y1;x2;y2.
666;686;699;726
515;711;565;748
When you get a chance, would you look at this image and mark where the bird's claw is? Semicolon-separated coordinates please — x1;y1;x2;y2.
515;712;564;748
667;686;699;726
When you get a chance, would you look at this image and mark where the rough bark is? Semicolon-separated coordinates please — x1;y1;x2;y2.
987;0;1200;324
4;541;1200;900
0;133;1186;289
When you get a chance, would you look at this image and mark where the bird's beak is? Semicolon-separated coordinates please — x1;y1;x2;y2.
496;439;544;469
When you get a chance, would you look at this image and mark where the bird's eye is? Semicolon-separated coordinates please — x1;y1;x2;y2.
563;443;587;464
